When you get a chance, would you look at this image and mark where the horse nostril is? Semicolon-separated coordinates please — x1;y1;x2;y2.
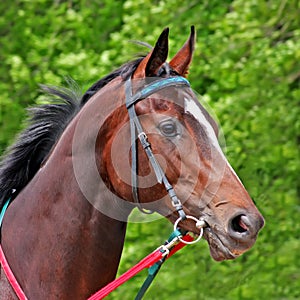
231;214;250;234
228;213;264;243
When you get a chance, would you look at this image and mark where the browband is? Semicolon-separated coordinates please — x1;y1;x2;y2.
126;76;190;108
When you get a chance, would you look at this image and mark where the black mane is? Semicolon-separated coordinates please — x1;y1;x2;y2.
0;58;142;210
81;58;143;106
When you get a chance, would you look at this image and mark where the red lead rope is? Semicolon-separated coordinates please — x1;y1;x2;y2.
0;233;193;300
0;245;28;300
88;234;194;300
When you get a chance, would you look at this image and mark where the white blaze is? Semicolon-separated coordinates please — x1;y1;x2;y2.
184;97;222;153
184;97;244;186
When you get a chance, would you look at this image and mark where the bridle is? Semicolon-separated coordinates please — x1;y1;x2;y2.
0;75;206;300
125;75;190;221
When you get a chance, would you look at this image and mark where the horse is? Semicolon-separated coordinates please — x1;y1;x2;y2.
0;27;264;299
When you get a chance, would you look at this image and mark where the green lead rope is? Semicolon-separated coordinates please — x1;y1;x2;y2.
135;257;165;300
135;229;184;300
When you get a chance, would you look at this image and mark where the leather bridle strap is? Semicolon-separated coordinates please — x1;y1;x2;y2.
125;76;190;220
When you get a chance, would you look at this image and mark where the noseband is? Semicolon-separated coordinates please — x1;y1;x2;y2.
125;76;190;220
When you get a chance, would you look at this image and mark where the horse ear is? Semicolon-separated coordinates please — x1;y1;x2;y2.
169;26;195;77
133;28;169;78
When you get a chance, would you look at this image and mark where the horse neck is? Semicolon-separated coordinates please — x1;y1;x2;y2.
1;89;133;299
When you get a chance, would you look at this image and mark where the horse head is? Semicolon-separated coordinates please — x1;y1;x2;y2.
74;27;264;261
0;26;266;300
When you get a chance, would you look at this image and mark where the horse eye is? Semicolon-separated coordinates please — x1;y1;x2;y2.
159;120;177;137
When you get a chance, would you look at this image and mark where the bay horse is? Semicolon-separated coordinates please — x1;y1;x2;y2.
0;27;264;299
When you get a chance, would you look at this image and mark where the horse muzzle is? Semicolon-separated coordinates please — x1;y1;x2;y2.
202;211;265;261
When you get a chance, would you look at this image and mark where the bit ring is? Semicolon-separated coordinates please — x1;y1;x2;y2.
174;215;205;245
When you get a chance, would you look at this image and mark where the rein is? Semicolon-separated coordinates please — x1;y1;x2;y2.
1;205;204;300
88;226;205;300
0;76;206;299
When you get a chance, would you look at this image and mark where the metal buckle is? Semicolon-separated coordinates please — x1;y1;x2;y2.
173;215;206;245
138;132;147;140
159;234;182;257
160;245;170;257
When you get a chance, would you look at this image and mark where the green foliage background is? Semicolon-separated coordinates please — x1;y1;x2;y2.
0;0;299;299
